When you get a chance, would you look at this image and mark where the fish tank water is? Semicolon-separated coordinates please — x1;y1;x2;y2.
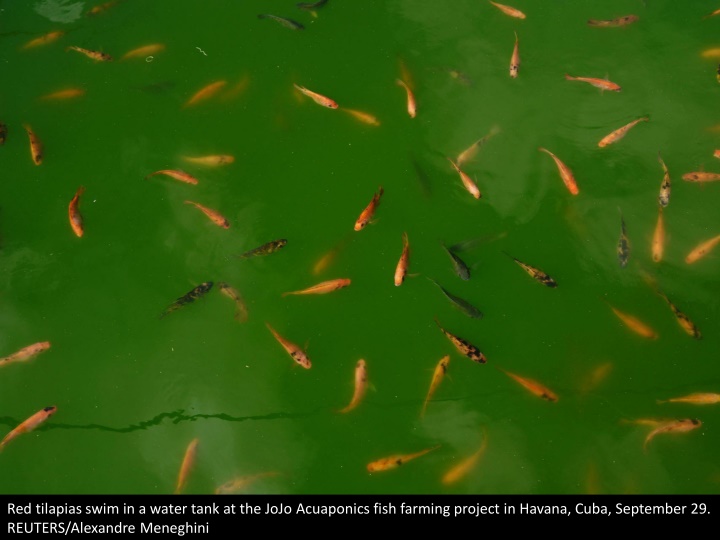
0;0;719;495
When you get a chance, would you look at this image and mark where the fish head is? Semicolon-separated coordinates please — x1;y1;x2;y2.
43;406;57;416
291;350;312;369
354;219;367;231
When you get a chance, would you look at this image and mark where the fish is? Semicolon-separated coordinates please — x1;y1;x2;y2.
184;80;227;108
509;31;520;78
434;318;486;363
180;155;234;167
564;74;621;92
605;302;658;339
685;234;720;264
184;201;230;229
704;8;720;19
338;359;368;413
87;0;121;16
282;278;351;297
265;322;311;369
617;209;630;268
21;30;64;50
426;277;483;319
67;46;113;61
0;406;57;451
293;84;338;108
682;172;720;182
160;282;214;319
504;252;557;287
715;149;720;159
354;187;384;231
598;116;649;148
174;438;199;494
394;232;410;286
702;48;720;59
420;355;450;418
40;88;85;100
396;78;417;118
587;15;639;27
496;367;558;402
651;207;664;263
456;125;501;168
121;43;165;60
538;147;579;195
441;242;470;280
258;14;304;30
312;237;349;275
146;170;199;185
441;429;488;485
580;362;613;394
657;393;720;405
0;123;6;145
658;152;671;207
489;1;526;19
0;342;51;367
343;108;381;126
220;75;251;102
658;291;701;339
215;472;281;494
644;419;701;452
68;186;86;238
23;124;43;165
237;239;287;259
447;157;482;199
218;282;248;323
367;445;440;473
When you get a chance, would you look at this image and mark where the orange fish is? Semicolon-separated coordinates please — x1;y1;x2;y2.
184;201;230;229
367;445;440;473
40;88;85;100
394;232;410;286
265;322;311;369
538;147;579;195
435;318;486;363
338;359;368;413
447;157;482;199
497;367;558;402
441;429;487;485
343;108;381;126
21;30;64;50
580;362;613;394
509;32;520;78
67;46;113;61
312;237;349;275
215;472;280;494
588;15;639;27
396;78;416;118
220;75;250;102
421;355;450;418
180;155;234;167
0;406;57;452
644;419;701;452
685;234;720;264
184;80;227;108
23;124;43;165
682;172;720;182
598;116;649;148
606;303;658;339
704;8;720;19
174;438;199;494
68;186;86;238
657;393;720;405
0;341;51;367
354;186;384;231
121;43;165;60
293;84;338;109
489;1;526;19
714;149;720;159
651;207;665;263
282;278;351;297
565;74;621;92
218;282;248;323
87;0;121;16
146;170;199;185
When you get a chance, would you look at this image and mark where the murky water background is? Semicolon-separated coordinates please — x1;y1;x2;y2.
1;0;719;495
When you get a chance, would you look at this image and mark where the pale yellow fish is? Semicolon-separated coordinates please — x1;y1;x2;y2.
0;341;51;367
396;78;416;118
146;170;199;185
651;207;665;263
22;30;64;50
644;419;701;452
121;43;165;60
282;278;351;297
456;125;500;168
40;88;85;100
338;359;368;413
701;47;720;59
181;155;235;167
657;393;720;405
497;367;558;402
441;429;487;485
598;116;649;148
67;46;113;61
343;108;381;126
489;1;526;19
184;80;227;108
367;445;440;472
685;234;720;263
421;356;450;418
215;472;280;494
509;31;519;78
174;438;199;494
447;157;481;199
606;303;658;339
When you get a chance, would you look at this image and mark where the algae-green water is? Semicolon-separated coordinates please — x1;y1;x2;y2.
1;0;719;495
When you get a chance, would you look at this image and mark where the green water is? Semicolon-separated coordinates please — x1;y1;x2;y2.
1;0;719;495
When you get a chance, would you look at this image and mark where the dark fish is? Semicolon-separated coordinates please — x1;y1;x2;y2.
449;232;507;252
160;282;213;319
617;209;630;268
654;289;701;340
504;252;557;287
427;277;482;319
440;243;470;280
657;152;670;208
297;0;329;9
238;239;287;259
258;14;304;30
0;123;6;145
434;318;486;363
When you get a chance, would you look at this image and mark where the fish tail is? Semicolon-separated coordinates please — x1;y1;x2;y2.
402;231;409;246
76;185;86;197
377;186;384;198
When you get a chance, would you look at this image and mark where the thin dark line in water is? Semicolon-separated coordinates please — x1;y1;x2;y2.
0;407;321;434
